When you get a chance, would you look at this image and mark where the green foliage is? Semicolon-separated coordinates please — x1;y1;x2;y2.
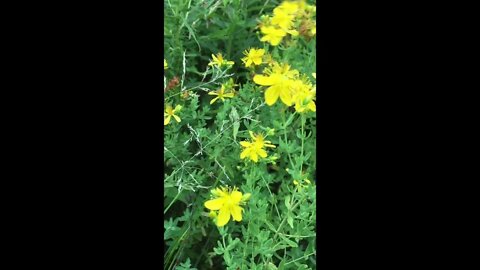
164;0;316;269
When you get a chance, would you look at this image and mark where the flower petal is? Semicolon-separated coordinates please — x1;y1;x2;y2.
212;187;228;197
257;148;267;158
308;101;316;112
270;36;283;46
250;152;258;162
253;75;275;86
265;86;280;106
231;205;243;222
210;97;219;104
279;87;293;106
173;114;181;122
264;143;276;148
287;29;299;36
231;190;242;204
164;116;171;125
216;206;230;227
240;141;251;147
204;198;225;210
240;148;250;159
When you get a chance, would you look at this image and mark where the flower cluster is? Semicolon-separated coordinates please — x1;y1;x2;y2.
259;0;316;46
204;186;251;227
253;61;316;113
165;3;317;234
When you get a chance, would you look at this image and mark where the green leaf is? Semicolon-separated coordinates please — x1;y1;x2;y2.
296;129;303;139
265;221;277;233
213;246;223;255
284;196;291;209
265;262;278;270
226;237;240;251
272;244;289;252
224;252;232;266
287;214;294;229
175;258;198;270
229;107;240;140
285;113;295;127
273;120;281;129
279;234;298;248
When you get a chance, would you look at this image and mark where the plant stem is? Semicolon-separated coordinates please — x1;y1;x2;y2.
194;227;215;268
282;110;296;170
284;252;316;266
300;113;305;173
261;175;281;219
164;189;182;214
258;0;271;15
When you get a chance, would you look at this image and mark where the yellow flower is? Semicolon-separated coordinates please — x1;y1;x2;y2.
249;131;276;148
270;62;299;78
260;25;287;46
276;1;300;15
208;53;234;68
294;91;316;113
271;8;296;31
164;59;168;70
164;104;182;125
292;80;316;113
241;48;265;68
240;131;276;162
208;85;235;104
254;72;293;106
254;62;310;107
239;141;265;163
204;186;250;227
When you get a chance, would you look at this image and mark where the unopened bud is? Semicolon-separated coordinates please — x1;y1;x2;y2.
266;128;275;136
242;193;251;202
